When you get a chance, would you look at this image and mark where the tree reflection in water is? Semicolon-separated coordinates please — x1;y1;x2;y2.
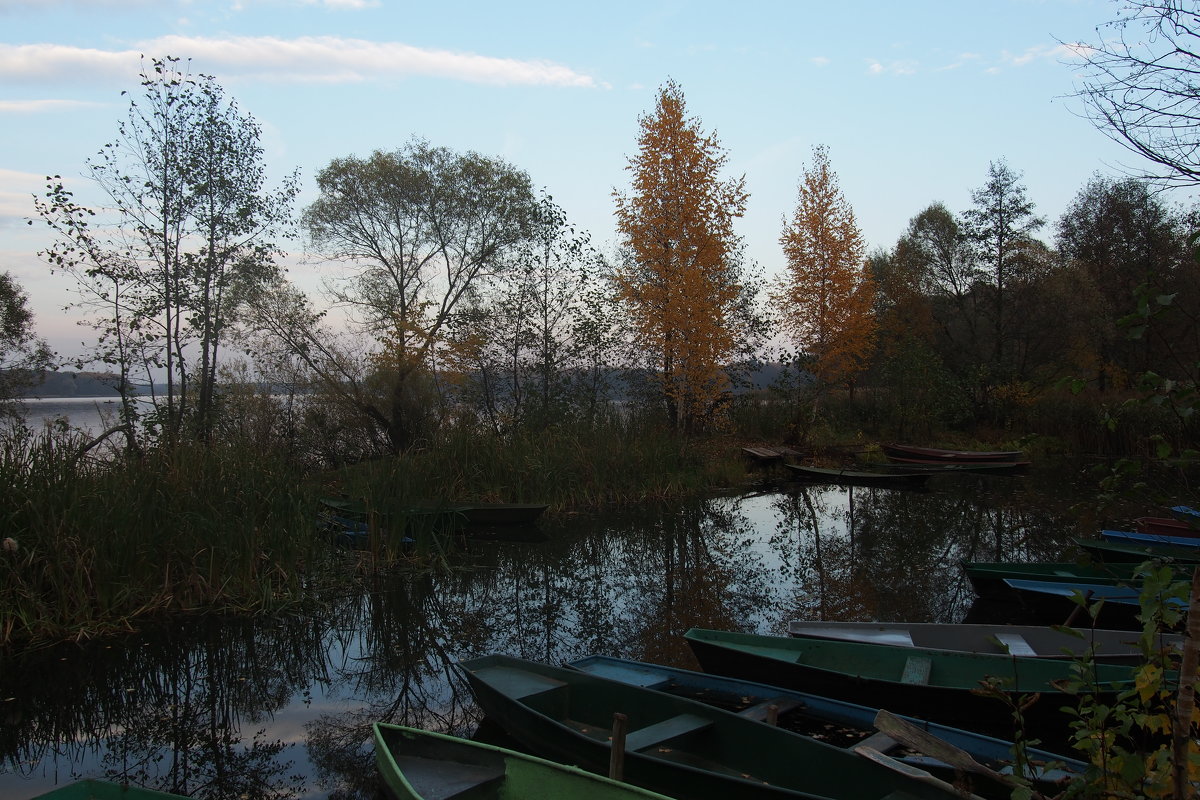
0;476;1080;799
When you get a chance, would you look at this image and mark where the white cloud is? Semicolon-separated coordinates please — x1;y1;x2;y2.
0;0;156;9
865;58;917;76
810;56;830;68
231;0;381;9
0;168;52;227
0;37;603;88
1000;43;1080;68
0;99;107;113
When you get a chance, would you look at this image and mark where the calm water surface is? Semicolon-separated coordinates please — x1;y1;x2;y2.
0;466;1096;799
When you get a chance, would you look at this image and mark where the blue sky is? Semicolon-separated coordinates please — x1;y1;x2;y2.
0;0;1183;361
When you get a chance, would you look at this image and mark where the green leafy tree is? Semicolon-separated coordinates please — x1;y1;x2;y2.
34;56;297;441
963;159;1045;378
441;193;603;433
301;139;540;451
0;271;54;417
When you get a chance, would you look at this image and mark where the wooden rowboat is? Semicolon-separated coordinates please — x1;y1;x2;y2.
784;620;1174;664
566;654;1084;793
31;780;189;799
372;723;674;800
683;628;1147;750
457;654;978;800
783;464;930;488
880;444;1024;464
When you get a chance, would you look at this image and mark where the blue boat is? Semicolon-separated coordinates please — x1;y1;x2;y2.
1002;578;1187;629
1101;529;1200;548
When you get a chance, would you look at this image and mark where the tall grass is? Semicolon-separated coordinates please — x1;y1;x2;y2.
0;426;324;645
330;414;748;512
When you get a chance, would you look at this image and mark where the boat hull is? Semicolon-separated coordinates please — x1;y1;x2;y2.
881;443;1024;463
566;654;1084;792
373;723;673;800
457;654;965;800
783;464;930;488
1075;537;1200;563
683;628;1140;751
962;561;1146;603
31;780;189;799
784;621;1170;665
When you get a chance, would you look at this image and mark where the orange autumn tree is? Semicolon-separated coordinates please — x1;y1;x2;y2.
775;146;876;399
613;80;751;433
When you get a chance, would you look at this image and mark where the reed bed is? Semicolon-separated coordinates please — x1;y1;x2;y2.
0;427;324;645
329;416;748;512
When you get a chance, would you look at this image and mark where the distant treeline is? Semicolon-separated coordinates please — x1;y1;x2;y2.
18;371;123;398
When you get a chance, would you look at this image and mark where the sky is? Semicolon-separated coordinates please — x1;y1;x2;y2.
0;0;1189;364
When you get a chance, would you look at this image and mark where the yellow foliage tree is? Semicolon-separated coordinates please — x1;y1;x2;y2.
775;146;876;390
613;80;751;433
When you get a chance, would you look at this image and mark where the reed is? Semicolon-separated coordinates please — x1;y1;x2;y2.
328;415;748;512
0;426;323;645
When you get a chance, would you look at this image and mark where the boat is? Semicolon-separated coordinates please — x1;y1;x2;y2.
372;723;674;800
784;621;1175;664
31;780;189;799
451;503;548;526
1074;537;1200;563
683;628;1147;749
880;444;1025;464
742;446;802;462
1135;516;1198;537
565;654;1084;793
457;654;981;800
320;496;547;527
783;464;930;488
1000;578;1187;630
962;561;1151;602
867;461;1028;475
1101;529;1200;548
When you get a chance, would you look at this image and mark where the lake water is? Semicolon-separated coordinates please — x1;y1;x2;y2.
18;396;129;435
0;467;1093;799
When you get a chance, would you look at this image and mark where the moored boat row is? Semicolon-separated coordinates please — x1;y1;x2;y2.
357;481;1191;799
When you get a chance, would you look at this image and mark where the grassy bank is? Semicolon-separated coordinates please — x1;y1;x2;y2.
0;417;754;647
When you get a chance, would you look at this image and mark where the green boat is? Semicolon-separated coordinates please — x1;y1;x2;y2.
783;464;930;489
319;497;546;527
31;780;188;799
373;723;675;799
962;560;1155;602
1074;537;1200;563
457;654;984;800
684;628;1149;751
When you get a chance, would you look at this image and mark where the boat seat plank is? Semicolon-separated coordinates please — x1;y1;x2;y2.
624;714;713;752
993;632;1038;658
736;696;804;722
899;656;932;685
469;666;567;700
391;754;505;800
857;731;899;753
